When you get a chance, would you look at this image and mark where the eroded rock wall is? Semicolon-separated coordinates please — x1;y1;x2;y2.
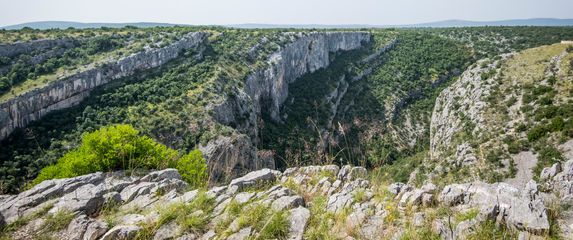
203;32;371;182
244;32;371;123
0;32;208;140
0;38;77;58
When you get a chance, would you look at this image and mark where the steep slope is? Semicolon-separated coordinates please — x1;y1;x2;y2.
0;32;208;139
426;43;573;186
261;31;472;169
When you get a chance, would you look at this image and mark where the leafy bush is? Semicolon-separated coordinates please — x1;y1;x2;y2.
527;125;548;142
32;124;207;188
177;150;208;188
534;146;564;177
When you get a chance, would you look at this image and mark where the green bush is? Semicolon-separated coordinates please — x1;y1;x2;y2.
177;150;208;188
32;124;207;188
527;125;548;142
534;146;564;177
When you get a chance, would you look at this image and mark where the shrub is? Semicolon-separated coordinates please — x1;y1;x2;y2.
32;124;207;187
534;146;564;178
549;117;565;132
527;125;548;142
177;150;208;189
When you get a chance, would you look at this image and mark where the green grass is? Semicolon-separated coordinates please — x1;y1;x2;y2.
256;210;290;240
0;203;54;236
137;191;214;238
454;209;479;223
41;210;75;233
304;196;337;240
466;220;517;240
400;226;440;240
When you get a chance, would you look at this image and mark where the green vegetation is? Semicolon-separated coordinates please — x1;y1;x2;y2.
304;196;337;240
2;26;573;194
466;220;517;240
533;145;564;177
0;27;289;193
0;203;53;237
41;210;75;233
31;124;207;189
176;150;208;188
262;30;471;169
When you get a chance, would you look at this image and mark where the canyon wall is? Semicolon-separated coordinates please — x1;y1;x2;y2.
203;32;371;181
244;32;371;122
0;32;208;140
0;38;78;58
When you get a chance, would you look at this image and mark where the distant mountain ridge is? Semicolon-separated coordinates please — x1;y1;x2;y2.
0;21;184;30
2;18;573;30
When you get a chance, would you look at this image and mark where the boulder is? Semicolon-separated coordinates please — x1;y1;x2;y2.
337;165;367;181
388;182;406;195
83;220;109;240
287;207;310;240
229;168;280;190
154;221;181;240
101;225;142;240
140;169;182;182
0;172;104;225
540;163;562;181
227;227;251;240
50;183;106;216
66;215;108;240
438;181;549;234
234;192;255;204
271;196;304;211
412;212;426;227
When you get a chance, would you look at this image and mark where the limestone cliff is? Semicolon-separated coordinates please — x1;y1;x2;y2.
202;32;371;181
0;38;77;58
244;32;371;123
0;32;208;140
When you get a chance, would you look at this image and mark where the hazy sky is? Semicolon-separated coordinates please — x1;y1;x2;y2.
1;0;572;27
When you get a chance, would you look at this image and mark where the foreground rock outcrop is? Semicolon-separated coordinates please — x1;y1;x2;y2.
0;31;208;140
2;161;571;239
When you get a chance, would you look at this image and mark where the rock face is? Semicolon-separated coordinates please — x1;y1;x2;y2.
0;32;208;140
430;57;503;162
439;181;550;234
210;32;371;140
2;164;571;239
0;165;372;239
243;32;371;123
202;32;371;182
541;159;573;201
0;38;77;58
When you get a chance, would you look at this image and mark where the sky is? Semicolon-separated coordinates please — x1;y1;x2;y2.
1;0;572;27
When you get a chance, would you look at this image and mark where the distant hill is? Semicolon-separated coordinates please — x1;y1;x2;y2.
408;18;573;28
230;18;573;29
0;21;184;30
2;18;573;30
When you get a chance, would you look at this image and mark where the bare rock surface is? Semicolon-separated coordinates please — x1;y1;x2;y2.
2;162;572;239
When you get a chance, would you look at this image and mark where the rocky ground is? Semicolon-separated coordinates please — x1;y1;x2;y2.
1;159;572;239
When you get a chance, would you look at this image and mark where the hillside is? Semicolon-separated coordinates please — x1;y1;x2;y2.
5;18;573;30
1;26;573;239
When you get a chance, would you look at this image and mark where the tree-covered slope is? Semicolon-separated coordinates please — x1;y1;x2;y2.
1;26;573;195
